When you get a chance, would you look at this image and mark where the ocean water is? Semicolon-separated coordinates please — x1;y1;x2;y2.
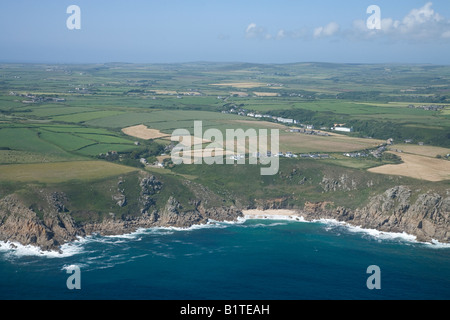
0;218;449;300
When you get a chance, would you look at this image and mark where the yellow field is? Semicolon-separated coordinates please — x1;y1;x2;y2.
122;125;171;140
216;120;384;153
253;92;280;97
368;152;450;182
171;135;212;146
279;132;384;153
210;82;266;89
151;90;178;95
388;144;450;158
0;161;137;183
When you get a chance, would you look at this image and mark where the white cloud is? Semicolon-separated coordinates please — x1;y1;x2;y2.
276;29;286;40
401;2;442;31
245;23;269;39
276;28;308;40
245;3;450;43
313;22;340;38
351;2;450;41
245;23;308;41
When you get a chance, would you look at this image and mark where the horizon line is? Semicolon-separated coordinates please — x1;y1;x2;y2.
1;60;449;66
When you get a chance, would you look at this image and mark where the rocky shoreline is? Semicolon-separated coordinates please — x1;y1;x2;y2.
0;194;244;253
252;186;450;244
0;172;448;253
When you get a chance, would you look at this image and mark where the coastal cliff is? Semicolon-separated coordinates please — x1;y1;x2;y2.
0;173;243;252
0;169;449;252
299;186;449;243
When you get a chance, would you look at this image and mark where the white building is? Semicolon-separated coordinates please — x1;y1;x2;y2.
277;117;294;124
332;127;353;133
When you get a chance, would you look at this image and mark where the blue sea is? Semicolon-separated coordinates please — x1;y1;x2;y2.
1;217;449;300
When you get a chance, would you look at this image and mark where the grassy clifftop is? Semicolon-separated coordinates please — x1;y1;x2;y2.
1;158;448;224
174;158;447;207
0;157;448;250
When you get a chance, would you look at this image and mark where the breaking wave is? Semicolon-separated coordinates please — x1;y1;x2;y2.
242;212;450;248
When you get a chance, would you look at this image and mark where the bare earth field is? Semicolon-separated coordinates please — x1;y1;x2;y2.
368;152;450;182
122;125;171;140
388;144;450;158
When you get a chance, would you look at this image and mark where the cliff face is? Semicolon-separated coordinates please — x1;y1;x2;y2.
300;186;450;243
0;171;449;252
0;194;83;252
0;174;243;251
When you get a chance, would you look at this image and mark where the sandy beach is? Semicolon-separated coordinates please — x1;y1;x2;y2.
242;209;304;221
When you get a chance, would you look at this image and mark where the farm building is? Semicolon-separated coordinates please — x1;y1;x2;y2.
332;126;353;133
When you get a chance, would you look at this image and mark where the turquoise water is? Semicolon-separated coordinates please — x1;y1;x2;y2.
0;219;449;300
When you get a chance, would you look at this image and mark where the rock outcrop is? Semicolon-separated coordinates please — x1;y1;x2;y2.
139;175;162;214
0;177;449;252
300;186;450;243
83;196;242;236
0;194;83;252
0;174;243;251
321;174;358;192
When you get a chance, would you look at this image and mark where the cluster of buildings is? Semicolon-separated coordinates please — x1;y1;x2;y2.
299;154;330;159
266;83;284;88
289;128;330;137
9;92;65;104
344;152;367;158
404;139;425;146
230;151;299;160
222;107;357;135
408;104;445;111
343;146;387;159
253;151;331;159
229;151;314;160
221;108;304;126
370;146;387;158
244;112;298;124
140;158;164;168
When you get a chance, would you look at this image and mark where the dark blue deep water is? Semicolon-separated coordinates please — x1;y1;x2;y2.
1;219;449;300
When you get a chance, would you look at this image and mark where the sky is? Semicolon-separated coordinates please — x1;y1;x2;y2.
1;0;450;64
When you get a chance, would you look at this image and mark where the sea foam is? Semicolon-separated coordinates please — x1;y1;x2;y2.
242;211;450;248
0;239;85;259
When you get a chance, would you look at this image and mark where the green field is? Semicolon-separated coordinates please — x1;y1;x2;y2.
39;131;96;151
87;110;245;132
51;110;124;123
76;143;138;156
16;106;94;118
0;62;449;184
0;127;76;158
0;161;137;183
0;62;449;235
75;133;133;144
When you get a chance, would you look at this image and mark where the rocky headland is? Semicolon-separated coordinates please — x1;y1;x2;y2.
0;172;449;252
